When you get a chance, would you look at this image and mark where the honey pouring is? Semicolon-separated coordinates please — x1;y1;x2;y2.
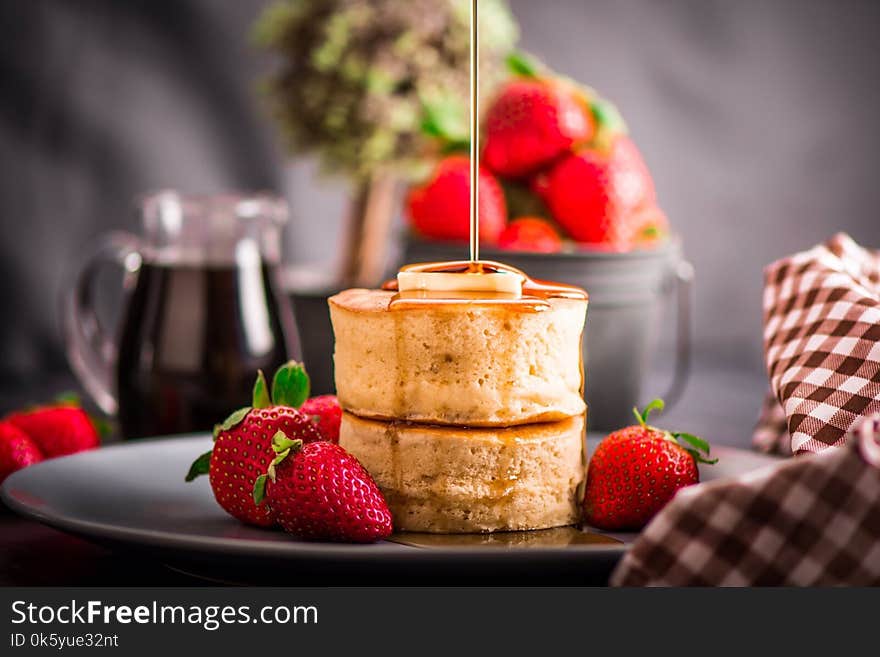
386;0;587;311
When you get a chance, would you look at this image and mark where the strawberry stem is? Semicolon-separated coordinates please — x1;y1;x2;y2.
631;398;718;466
253;431;305;503
271;430;301;456
633;398;665;427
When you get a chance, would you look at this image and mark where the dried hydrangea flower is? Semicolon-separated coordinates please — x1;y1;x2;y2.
253;0;519;181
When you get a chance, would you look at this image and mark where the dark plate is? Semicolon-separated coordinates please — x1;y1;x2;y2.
1;434;780;584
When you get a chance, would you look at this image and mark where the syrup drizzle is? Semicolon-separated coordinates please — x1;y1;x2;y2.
384;261;587;311
469;0;480;263
389;527;621;548
349;4;589;536
386;3;586;312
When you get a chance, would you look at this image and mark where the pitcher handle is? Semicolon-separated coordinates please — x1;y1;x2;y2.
660;257;694;409
62;231;143;415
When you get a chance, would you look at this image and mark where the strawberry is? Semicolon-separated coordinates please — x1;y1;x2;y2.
253;433;392;543
631;204;670;247
300;395;342;443
543;136;655;248
497;217;562;253
483;77;593;178
0;421;44;484
7;405;99;458
186;362;323;527
583;399;716;531
529;170;552;205
405;155;507;244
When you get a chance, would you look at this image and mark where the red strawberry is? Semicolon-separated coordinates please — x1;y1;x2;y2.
483;78;593;178
7;406;99;458
583;399;716;531
254;434;392;543
544;136;655;247
300;395;342;443
0;421;44;484
406;155;507;244
631;204;670;247
529;170;552;204
186;362;323;527
497;217;562;253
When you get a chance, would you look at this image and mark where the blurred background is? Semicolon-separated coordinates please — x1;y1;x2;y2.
1;0;879;444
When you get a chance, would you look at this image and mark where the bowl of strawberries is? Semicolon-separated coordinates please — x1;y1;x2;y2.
403;54;692;431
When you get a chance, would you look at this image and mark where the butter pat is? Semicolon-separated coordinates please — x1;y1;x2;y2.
397;270;524;297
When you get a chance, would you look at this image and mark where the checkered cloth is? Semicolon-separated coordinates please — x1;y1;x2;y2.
612;234;880;585
611;415;880;585
753;390;791;455
760;233;880;455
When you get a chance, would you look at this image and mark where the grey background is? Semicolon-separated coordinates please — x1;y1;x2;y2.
2;0;879;444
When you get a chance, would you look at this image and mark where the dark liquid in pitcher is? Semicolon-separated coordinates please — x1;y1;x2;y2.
117;261;296;438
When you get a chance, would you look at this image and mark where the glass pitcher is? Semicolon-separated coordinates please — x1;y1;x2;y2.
64;190;300;438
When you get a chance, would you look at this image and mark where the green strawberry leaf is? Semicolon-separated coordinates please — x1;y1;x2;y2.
271;361;310;408
51;391;113;439
253;474;268;505
252;370;272;409
54;391;82;406
272;449;291;465
271;430;298;454
589;97;629;153
212;424;222;441
440;138;470;154
420;96;468;145
674;432;711;456
262;431;305;484
685;448;719;465
185;450;212;482
589;97;628;135
218;407;251;433
89;415;114;439
506;51;540;78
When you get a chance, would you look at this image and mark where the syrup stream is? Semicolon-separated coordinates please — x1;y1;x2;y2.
469;0;479;263
351;4;589;538
385;0;586;310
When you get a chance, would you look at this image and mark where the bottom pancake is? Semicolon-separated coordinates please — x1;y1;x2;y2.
339;412;587;533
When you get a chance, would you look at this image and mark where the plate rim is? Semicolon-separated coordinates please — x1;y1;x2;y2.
1;434;631;560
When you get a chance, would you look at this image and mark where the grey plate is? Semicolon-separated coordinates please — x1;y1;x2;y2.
0;434;781;583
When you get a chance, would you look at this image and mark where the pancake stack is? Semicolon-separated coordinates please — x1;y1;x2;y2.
329;276;588;533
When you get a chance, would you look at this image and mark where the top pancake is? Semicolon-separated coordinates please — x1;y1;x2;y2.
329;288;587;427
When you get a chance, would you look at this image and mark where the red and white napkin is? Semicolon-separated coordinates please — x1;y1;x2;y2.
612;234;880;585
